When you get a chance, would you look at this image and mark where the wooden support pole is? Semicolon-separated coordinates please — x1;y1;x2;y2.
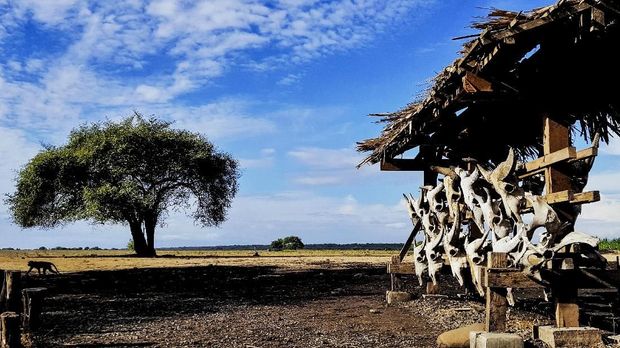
390;255;402;291
542;117;572;195
554;287;579;328
0;312;21;348
486;252;509;332
399;221;420;262
0;270;6;312
4;272;22;314
22;288;47;330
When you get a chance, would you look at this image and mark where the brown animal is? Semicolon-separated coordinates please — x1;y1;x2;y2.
27;261;59;275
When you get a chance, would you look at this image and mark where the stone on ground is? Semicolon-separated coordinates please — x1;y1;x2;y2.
436;323;484;348
385;291;411;304
469;332;523;348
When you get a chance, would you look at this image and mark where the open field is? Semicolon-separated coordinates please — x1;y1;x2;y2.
0;249;563;347
0;249;395;273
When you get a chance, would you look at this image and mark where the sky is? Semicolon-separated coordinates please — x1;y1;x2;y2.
1;0;619;249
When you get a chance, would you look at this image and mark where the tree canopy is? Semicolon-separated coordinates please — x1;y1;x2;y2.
270;236;304;251
6;114;239;256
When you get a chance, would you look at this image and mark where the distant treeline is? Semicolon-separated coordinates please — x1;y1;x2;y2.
1;243;403;251
160;243;403;251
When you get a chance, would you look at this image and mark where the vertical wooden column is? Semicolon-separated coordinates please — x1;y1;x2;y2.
543;116;580;328
390;255;402;291
4;272;22;314
22;288;47;330
543;117;572;194
1;312;21;348
486;252;509;332
0;270;6;312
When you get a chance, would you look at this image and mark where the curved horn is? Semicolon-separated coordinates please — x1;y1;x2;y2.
492;147;516;182
430;165;458;179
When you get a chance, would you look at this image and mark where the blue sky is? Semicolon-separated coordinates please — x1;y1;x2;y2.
1;0;619;249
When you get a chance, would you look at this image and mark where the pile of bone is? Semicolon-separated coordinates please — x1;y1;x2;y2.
404;148;602;296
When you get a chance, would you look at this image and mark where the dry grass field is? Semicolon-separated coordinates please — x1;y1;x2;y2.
0;249;395;273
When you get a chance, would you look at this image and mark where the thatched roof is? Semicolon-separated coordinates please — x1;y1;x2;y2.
358;0;620;168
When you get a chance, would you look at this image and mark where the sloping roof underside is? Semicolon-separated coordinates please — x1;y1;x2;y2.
358;0;620;168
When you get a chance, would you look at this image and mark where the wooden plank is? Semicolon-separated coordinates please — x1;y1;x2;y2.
399;221;421;262
486;252;509;332
571;146;598;162
544;190;574;204
544;118;570;155
523;147;576;173
545;168;572;194
381;158;426;171
571;191;600;205
462;72;493;93
387;263;415;275
485;269;545;289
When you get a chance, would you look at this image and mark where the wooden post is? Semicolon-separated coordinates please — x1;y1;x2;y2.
22;288;47;330
4;272;22;314
0;270;6;312
0;312;21;348
390;255;402;291
486;252;509;332
543;117;572;194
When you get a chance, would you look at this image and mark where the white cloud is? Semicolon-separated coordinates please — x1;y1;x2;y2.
239;148;277;169
278;73;302;86
288;146;361;170
294;176;342;185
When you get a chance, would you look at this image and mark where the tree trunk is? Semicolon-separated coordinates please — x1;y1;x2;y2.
129;221;150;257
144;213;157;257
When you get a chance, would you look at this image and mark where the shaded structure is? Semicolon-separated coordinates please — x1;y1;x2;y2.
357;0;620;341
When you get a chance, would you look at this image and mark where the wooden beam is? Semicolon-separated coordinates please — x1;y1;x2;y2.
387;263;415;275
462;71;493;93
522;147;576;173
571;191;600;204
570;146;598;162
380;159;426;171
399;221;421;262
545;190;574;204
485;268;545;289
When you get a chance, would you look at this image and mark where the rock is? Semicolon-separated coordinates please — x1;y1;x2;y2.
470;332;523;348
386;291;411;304
538;325;603;348
369;309;381;314
436;323;484;348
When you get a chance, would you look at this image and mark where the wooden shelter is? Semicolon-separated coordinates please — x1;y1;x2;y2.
357;0;620;342
358;0;620;176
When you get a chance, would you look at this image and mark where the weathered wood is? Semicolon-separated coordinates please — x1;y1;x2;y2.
570;191;600;204
544;190;573;205
486;252;509;332
543;117;573;195
22;287;47;330
522;147;576;173
387;263;415;275
426;282;440;295
0;270;5;312
462;71;493;93
571;146;598;162
485;268;545;289
554;284;579;328
4;272;22;314
1;312;20;348
399;222;420;262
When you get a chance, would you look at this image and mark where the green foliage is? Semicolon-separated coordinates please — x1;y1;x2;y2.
127;239;135;252
6;113;239;256
599;238;620;252
270;235;304;251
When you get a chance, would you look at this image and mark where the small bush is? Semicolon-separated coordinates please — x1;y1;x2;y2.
599;238;620;252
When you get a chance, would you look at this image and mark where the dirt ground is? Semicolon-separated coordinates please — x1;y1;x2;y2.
14;257;557;348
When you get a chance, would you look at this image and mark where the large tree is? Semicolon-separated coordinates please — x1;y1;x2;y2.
6;114;239;256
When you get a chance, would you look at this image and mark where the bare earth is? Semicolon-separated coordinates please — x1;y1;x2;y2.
2;250;555;347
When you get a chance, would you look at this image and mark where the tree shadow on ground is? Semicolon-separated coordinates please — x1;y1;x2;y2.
25;264;388;343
